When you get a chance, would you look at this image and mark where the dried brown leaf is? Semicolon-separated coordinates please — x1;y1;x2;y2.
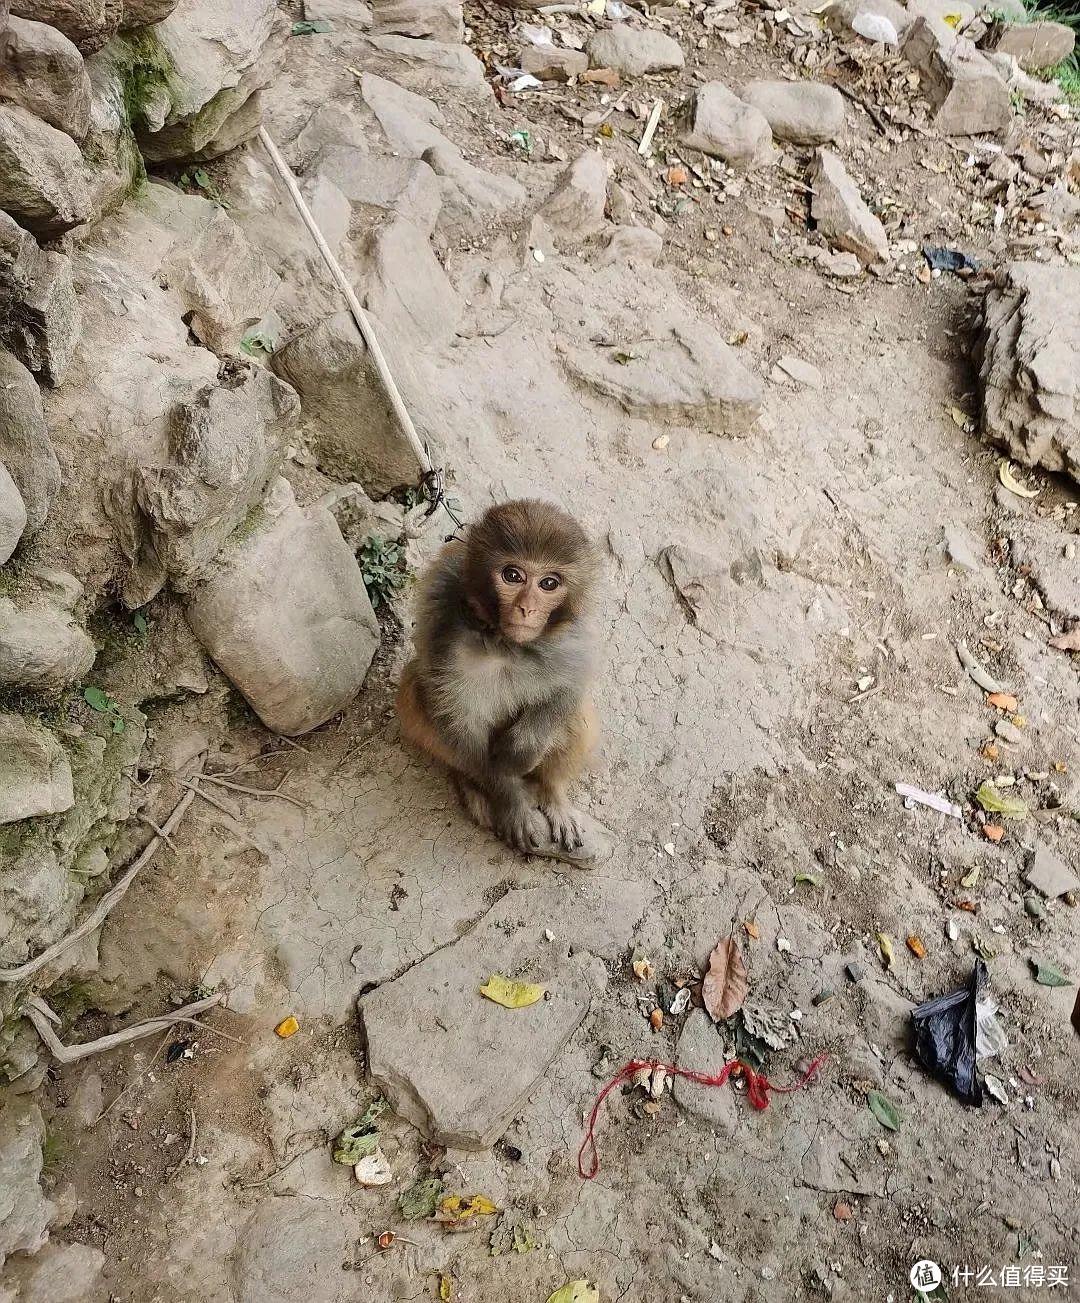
701;937;748;1022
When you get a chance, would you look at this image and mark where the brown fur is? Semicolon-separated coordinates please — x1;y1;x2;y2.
396;500;599;855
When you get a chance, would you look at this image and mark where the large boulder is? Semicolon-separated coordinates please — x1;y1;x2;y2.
0;349;61;537
362;34;488;97
0;15;92;140
0;209;80;387
0;715;74;826
184;478;380;736
975;262;1080;485
0;583;97;691
119;366;299;603
808;147;889;266
0;104;94;235
538;149;609;241
679;80;773;168
741;79;845;145
272;311;425;495
0;1101;54;1266
370;0;462;42
3;1241;107;1303
900;18;1011;136
0;463;27;564
134;0;288;162
121;0;180;26
994;20;1075;71
586;25;685;76
10;0;121;54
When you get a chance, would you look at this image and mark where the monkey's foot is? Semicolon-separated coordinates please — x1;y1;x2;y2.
523;809;612;869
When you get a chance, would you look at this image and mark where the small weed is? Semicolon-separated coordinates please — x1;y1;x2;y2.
359;536;410;608
178;166;229;208
41;1128;65;1178
83;685;126;734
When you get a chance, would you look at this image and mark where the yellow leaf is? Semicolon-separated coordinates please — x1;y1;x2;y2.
439;1275;452;1301
479;974;545;1008
546;1283;600;1303
942;11;961;25
274;1015;299;1038
436;1193;499;1227
877;933;896;971
998;459;1039;499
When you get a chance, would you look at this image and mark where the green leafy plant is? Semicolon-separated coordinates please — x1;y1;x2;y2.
83;685;126;734
359;536;409;608
178;166;229;207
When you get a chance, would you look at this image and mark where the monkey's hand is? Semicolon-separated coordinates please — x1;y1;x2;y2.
539;800;585;853
495;799;549;853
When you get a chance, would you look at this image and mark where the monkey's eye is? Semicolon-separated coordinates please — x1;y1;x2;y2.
538;575;561;593
501;565;526;585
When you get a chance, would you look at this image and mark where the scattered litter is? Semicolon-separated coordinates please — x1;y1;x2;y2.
400;1176;444;1220
651;434;670;451
582;67;620;87
665;165;689;187
377;1230;395;1251
975;997;1008;1059
998;460;1040;500
776;936;792;954
895;783;962;820
851;10;898;43
165;1039;191;1064
907;935;927;960
274;1015;299;1038
923;245;979;274
744;920;760;940
649;1065;668;1100
1030;959;1071;988
911;960;986;1105
741;1002;791;1051
291;18;333;34
436;1194;499;1230
960;867;980;889
983;824;1004;843
508;129;533;155
650;1008;664;1031
983;1074;1008;1105
638;98;664;156
546;1283;599;1303
518;22;553;45
702;937;748;1022
986;691;1018;712
333;1099;388;1164
509;73;544;92
834;1200;853;1221
439;1276;452;1301
794;871;822;887
479;974;545;1008
669;987;691;1016
957;642;1004;695
946;919;960;941
632;955;655;981
976;783;1028;819
877;933;896;971
354;1150;393;1186
867;1090;901;1131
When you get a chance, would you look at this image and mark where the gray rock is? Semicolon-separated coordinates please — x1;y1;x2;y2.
0;1100;54;1264
994;717;1025;745
587;25;685;77
943;522;985;571
770;353;823;389
905;0;976;43
303;0;372;26
371;0;462;42
421;143;526;224
363;34;487;95
0;714;74;826
0;590;96;691
78;41;146;221
598;224;663;266
900;19;1011;137
673;1008;738;1131
228;1198;354;1303
1026;844;1080;899
0;463;26;564
679;80;773;168
560;312;762;436
0;349;61;537
361;886;593;1148
974;262;1080;485
741;80;845;146
137;1;288;162
661;543;765;637
0;16;92;140
125;366;299;600
71;1070;104;1127
10;0;120;54
539;150;609;241
995;20;1075;71
808;148;889;266
0;209;80;387
358;209;463;347
309;146;443;237
185;478;379;736
272;311;426;495
5;1241;106;1302
120;0;179;25
0;104;93;235
520;44;589;82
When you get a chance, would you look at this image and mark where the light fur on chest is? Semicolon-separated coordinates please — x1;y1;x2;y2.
433;644;548;738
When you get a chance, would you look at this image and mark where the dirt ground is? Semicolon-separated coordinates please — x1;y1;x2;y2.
33;1;1080;1300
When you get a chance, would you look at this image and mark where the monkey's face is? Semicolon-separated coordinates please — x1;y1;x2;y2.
491;561;565;644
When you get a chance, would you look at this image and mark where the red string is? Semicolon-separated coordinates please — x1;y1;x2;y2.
577;1053;829;1179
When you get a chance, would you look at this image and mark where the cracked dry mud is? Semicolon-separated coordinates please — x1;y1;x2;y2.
34;5;1080;1303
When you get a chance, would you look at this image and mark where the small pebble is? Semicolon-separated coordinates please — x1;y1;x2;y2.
812;989;835;1007
834;1201;853;1221
845;961;865;983
1024;896;1047;919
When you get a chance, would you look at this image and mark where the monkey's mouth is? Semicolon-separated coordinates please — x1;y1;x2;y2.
502;621;542;644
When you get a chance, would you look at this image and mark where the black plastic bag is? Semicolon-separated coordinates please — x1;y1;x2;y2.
922;244;979;274
910;960;986;1105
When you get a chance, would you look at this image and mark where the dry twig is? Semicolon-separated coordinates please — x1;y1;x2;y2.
25;992;225;1064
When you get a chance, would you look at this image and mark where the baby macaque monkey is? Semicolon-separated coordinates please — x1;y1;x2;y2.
397;499;601;862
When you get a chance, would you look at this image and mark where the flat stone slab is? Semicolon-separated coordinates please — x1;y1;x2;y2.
361;886;593;1148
